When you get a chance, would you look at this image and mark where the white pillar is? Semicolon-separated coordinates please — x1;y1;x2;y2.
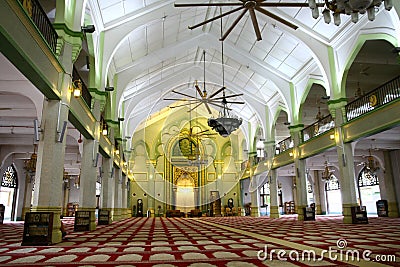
113;167;122;221
78;137;98;231
290;125;308;221
121;174;128;219
269;169;280;218
100;157;114;222
331;102;358;223
381;151;399;217
32;90;70;243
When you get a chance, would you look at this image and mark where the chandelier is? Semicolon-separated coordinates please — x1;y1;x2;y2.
365;149;379;173
207;21;243;138
315;106;324;121
24;145;37;174
321;161;334;181
208;102;242;137
308;0;394;26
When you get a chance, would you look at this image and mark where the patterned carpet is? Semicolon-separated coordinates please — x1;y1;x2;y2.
0;215;399;266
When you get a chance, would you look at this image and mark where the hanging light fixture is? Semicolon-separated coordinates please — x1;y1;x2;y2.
73;79;82;98
309;0;393;26
102;119;108;136
24;145;37;174
321;161;334;181
365;149;379;173
315;106;324;121
208;13;243;138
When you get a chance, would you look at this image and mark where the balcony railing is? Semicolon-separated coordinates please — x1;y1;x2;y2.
346;76;400;121
276;136;293;155
72;67;92;108
19;0;58;54
302;114;334;142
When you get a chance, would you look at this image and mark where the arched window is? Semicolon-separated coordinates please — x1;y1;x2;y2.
358;167;379;187
325;175;340;191
1;165;18;188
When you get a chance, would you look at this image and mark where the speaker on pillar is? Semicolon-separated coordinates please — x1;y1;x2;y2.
57;121;67;143
33;119;40;142
93;153;99;167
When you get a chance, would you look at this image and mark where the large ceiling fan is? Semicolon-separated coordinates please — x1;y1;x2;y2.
174;0;322;41
164;50;244;114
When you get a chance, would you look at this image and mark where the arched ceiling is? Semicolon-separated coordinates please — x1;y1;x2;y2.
84;1;399;140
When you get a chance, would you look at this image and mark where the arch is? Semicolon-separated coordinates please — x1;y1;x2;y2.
325;175;340;191
298;79;328;125
131;140;150;158
220;141;232;159
340;33;399;99
358;166;379;187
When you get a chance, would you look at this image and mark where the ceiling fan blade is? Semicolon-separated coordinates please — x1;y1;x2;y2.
194;129;211;134
212;93;243;100
220;7;249;41
208;102;232;110
208;87;225;99
225;101;245;104
255;7;298;30
195;84;204;98
175;3;243;7
204;103;213;114
172;90;199;99
188;102;203;112
164;98;197;101
258;2;315;7
170;102;201;109
249;8;262;41
189;6;244;30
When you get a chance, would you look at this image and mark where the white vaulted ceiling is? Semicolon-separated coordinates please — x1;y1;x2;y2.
87;0;398;140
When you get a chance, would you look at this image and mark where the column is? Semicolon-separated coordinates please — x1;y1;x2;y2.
32;78;71;244
330;101;358;223
101;156;114;223
269;169;280;218
250;187;260;217
121;174;128;219
113;167;122;221
146;160;155;217
78;137;98;231
62;180;70;217
263;140;279;218
313;170;324;215
381;151;399;217
289;125;308;221
22;174;33;220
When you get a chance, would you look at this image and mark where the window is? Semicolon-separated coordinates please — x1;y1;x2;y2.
1;165;17;188
325;175;340;191
358;167;379;187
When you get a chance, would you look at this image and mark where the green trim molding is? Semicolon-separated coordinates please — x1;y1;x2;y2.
89;87;108;97
53;23;83;38
288;124;304;130
327;98;348;106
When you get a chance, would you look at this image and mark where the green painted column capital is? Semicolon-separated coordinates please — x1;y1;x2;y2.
327;98;348;121
288;124;304;134
53;23;83;62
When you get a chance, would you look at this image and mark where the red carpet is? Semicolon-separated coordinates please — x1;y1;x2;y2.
0;216;399;266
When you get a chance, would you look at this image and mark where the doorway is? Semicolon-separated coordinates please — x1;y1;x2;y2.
358;168;381;215
175;172;195;213
325;175;342;215
0;165;18;221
